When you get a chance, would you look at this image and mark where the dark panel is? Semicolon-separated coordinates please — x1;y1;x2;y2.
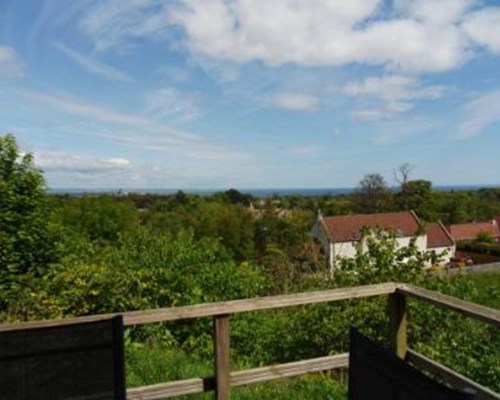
0;316;125;400
348;327;476;400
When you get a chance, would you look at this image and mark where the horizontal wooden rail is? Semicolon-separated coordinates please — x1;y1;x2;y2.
0;282;397;332
407;349;500;400
396;284;500;327
126;353;349;399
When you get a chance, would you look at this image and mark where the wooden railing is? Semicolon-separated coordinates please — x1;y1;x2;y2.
1;282;499;399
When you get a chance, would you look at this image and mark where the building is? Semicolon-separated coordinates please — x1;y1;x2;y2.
426;222;456;265
312;211;454;270
449;219;500;243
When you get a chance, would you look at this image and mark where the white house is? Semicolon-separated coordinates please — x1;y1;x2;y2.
426;221;456;266
312;211;454;271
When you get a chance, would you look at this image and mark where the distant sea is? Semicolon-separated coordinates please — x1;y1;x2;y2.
49;185;498;198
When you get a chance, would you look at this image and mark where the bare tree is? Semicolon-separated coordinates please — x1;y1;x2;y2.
394;163;413;185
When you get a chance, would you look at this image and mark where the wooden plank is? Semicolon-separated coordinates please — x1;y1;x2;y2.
127;377;208;399
231;353;349;387
125;353;349;399
406;349;500;400
0;282;397;331
389;292;407;359
214;315;230;400
396;284;500;327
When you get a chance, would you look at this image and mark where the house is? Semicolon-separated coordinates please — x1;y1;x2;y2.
312;211;426;270
312;211;455;270
426;222;455;265
448;220;500;243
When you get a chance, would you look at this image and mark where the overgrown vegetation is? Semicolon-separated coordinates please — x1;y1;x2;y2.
1;134;499;396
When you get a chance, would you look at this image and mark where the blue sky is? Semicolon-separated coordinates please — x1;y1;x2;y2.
1;0;499;189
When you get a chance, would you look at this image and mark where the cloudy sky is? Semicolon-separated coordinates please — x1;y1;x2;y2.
1;0;499;189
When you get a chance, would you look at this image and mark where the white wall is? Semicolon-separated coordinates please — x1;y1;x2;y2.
312;220;431;270
427;245;455;266
331;235;428;268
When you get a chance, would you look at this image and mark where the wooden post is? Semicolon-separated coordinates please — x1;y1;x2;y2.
389;292;407;359
214;315;230;400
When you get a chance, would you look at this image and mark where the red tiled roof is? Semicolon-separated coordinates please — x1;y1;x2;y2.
321;211;421;242
427;222;454;248
449;221;500;241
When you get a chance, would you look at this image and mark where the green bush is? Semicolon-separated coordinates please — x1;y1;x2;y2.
458;241;500;256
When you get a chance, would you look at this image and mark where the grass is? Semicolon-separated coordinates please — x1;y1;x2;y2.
466;270;500;309
125;343;347;399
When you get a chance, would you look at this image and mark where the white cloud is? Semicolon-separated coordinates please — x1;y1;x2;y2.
345;75;446;120
20;90;250;161
54;42;133;82
76;0;500;74
370;116;441;145
168;0;470;73
79;0;169;51
274;92;318;111
36;151;131;174
145;87;200;120
462;7;500;54
393;0;475;25
0;45;24;77
344;75;444;101
351;109;392;122
456;91;500;139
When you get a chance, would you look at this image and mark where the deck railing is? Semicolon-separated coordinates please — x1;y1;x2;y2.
1;282;499;400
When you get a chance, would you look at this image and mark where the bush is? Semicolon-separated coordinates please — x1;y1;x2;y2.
458;241;500;256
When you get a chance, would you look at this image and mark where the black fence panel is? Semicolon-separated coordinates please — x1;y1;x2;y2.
0;316;125;400
348;327;475;400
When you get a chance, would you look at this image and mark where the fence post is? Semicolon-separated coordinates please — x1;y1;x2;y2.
214;315;230;400
389;292;407;359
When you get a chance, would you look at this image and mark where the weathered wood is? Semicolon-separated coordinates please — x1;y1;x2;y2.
389;292;407;359
396;283;500;327
231;353;349;387
126;353;349;399
214;315;230;400
406;349;500;400
0;282;397;332
127;377;207;399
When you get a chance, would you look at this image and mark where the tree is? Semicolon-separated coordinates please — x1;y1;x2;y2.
394;163;413;185
0;134;56;300
396;179;434;220
54;196;139;243
354;173;393;213
222;188;252;205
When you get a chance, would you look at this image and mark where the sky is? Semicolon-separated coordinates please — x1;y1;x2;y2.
0;0;499;189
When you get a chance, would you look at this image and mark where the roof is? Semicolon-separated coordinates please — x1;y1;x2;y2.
426;222;455;248
449;221;500;241
320;211;422;243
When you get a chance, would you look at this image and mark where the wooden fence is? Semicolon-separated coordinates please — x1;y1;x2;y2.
1;282;499;400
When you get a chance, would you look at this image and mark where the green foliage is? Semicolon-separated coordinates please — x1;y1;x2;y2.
53;196;139;242
458;241;500;256
475;231;495;244
7;229;267;321
354;173;393;213
0;134;57;307
336;228;431;285
395;180;434;220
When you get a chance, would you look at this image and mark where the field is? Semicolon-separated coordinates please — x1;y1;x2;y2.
466;270;500;309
